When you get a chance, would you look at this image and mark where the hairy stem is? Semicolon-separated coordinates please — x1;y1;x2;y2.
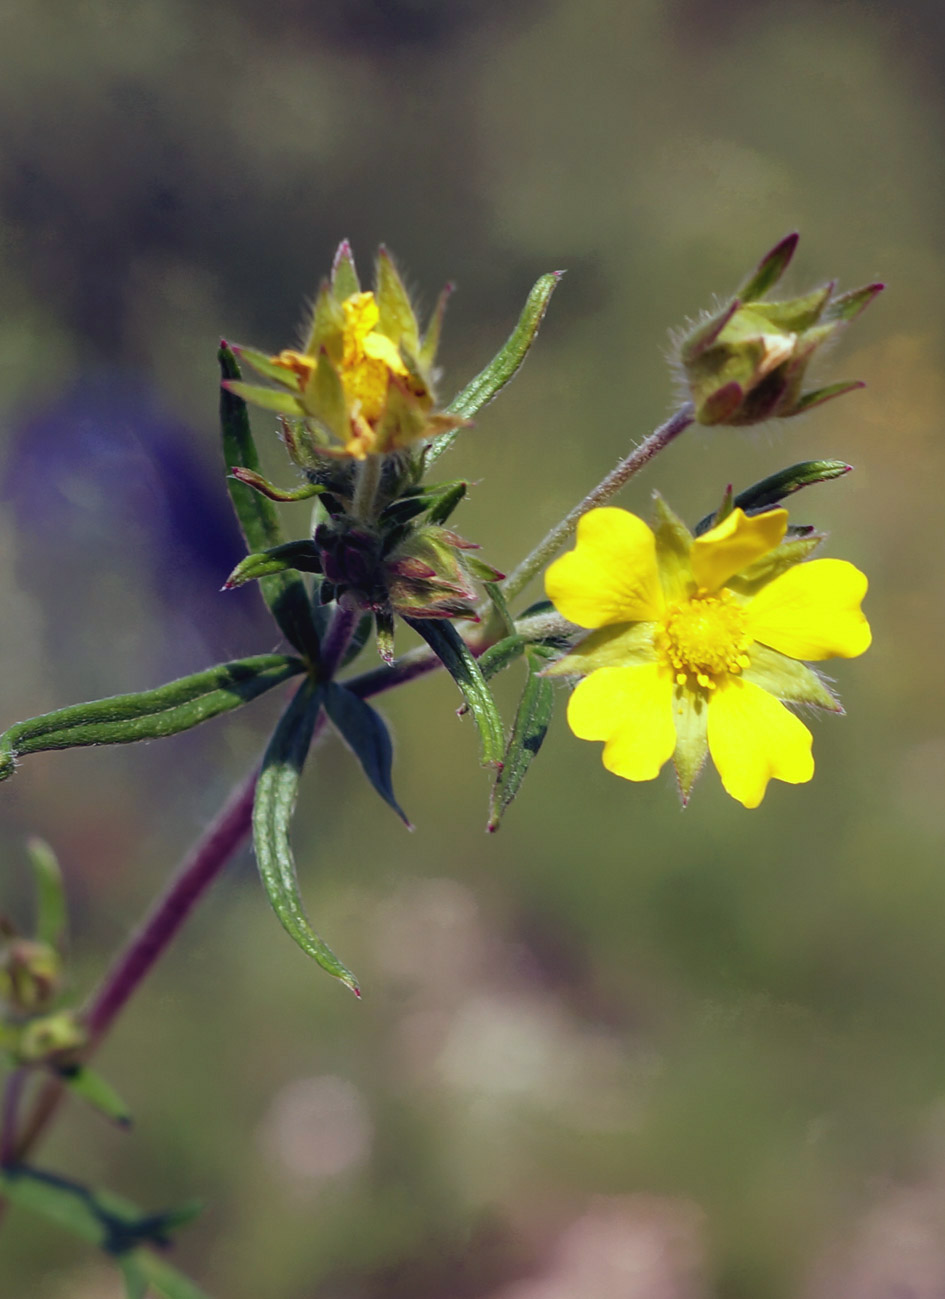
351;453;382;522
498;402;695;605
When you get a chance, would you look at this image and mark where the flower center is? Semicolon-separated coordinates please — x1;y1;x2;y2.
658;591;751;689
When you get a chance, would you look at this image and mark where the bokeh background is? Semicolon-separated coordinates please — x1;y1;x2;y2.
1;0;943;1295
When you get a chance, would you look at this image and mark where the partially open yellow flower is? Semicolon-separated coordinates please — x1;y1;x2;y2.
544;500;870;807
225;244;465;461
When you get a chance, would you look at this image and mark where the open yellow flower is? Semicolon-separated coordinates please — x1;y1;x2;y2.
225;244;465;460
544;500;870;807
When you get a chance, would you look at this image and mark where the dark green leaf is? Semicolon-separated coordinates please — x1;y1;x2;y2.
404;620;504;767
427;272;563;464
60;1065;132;1127
131;1250;214;1299
487;646;556;832
0;656;306;781
26;838;66;949
426;480;467;525
694;460;851;535
252;681;359;992
223;541;322;590
218;344;321;657
324;684;411;826
0;1166;200;1256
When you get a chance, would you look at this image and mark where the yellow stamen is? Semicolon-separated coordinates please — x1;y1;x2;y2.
658;590;750;689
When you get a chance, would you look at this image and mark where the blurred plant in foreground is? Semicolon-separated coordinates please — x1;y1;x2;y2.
0;235;880;1295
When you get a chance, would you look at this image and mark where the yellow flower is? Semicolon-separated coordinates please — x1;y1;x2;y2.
225;244;465;461
544;500;871;808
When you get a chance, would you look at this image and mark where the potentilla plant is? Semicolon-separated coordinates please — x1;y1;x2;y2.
0;235;880;1294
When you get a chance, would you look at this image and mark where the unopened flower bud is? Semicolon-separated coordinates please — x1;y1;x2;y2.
679;234;883;426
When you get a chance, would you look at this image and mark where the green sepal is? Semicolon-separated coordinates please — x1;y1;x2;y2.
219;345;321;658
427;480;468;526
404;619;504;767
324;683;411;827
0;1165;202;1257
742;644;841;712
465;556;506;584
230;344;301;389
331;239;360;303
26;838;66;950
426;270;563;464
823;281;884;323
304;347;349;443
376;247;420;355
59;1064;132;1128
672;686;708;806
543;622;657;677
487;645;556;832
220;380;303;416
374;607;396;665
693;461;852;536
419;283;452;369
252;681;359;993
786;380;865;417
0;655;306;781
223;541;322;590
230;466;325;503
726;535;824;595
737;232;798;302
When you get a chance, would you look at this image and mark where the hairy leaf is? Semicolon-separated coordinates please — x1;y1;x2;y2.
0;656;306;781
404;619;504;767
487;646;556;832
252;681;359;992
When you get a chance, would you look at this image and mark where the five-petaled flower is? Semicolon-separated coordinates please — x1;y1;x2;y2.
224;243;465;460
544;500;871;808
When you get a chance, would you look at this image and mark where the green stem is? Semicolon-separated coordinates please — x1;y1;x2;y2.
498;402;695;605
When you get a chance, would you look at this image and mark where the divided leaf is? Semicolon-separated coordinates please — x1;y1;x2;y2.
252;681;359;993
404;620;504;767
487;646;556;832
324;684;411;826
218;344;321;657
0;655;306;780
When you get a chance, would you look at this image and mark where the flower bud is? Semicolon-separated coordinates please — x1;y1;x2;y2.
0;938;61;1014
679;234;883;426
224;243;467;462
16;1009;87;1065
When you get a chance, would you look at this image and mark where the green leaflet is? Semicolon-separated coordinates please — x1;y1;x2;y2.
0;655;305;781
324;683;411;827
694;460;852;536
404;619;504;767
487;645;556;832
252;680;359;993
476;633;527;681
60;1064;132;1127
218;344;321;658
0;1165;201;1256
426;271;562;464
26;837;66;950
223;540;322;590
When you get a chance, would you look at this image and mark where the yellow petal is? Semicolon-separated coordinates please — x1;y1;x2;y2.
745;558;871;660
707;678;813;808
363;329;409;376
567;664;675;781
691;508;787;592
545;508;664;629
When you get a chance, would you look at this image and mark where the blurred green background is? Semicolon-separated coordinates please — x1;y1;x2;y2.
1;0;943;1295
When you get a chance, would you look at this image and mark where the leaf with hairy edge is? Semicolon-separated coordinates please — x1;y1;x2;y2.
426;271;563;464
60;1065;132;1128
404;619;504;767
694;461;852;536
0;656;306;781
324;683;411;827
223;541;322;590
218;344;321;658
253;681;359;992
26;838;66;950
487;646;556;832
